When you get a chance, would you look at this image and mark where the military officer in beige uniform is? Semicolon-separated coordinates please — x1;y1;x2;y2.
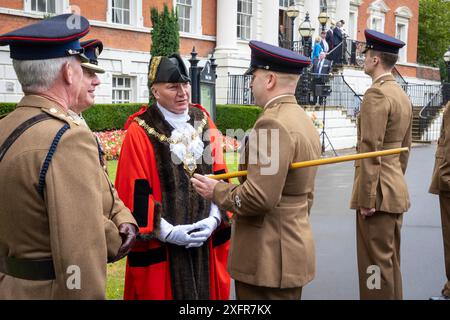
350;29;412;300
192;41;321;299
0;15;137;299
429;100;450;300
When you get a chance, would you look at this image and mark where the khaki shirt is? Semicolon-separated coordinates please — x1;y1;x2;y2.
213;95;321;288
0;95;137;299
350;74;412;213
429;101;450;195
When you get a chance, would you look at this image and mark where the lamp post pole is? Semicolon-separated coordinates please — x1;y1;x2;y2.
443;46;450;104
445;46;450;83
286;4;299;51
318;10;329;33
299;12;314;58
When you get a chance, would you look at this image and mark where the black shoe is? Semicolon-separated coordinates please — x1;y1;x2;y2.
429;295;450;300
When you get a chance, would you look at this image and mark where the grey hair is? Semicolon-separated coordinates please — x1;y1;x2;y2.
12;56;77;93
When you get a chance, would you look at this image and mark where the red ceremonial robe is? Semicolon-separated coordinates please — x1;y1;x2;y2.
115;104;231;300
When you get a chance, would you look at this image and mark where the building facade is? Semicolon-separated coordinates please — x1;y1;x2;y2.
0;0;440;105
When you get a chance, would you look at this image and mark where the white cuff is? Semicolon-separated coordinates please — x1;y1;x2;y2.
158;218;174;242
209;203;221;226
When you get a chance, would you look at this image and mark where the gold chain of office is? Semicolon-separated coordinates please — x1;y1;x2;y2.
134;115;208;145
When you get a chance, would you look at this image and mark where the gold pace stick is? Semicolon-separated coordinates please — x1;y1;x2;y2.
209;147;409;181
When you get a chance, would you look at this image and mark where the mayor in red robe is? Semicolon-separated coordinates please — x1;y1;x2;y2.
115;53;231;300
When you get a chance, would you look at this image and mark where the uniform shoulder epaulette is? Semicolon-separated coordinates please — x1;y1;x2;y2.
41;107;81;127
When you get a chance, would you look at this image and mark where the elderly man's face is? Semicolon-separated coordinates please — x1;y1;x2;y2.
67;58;84;106
152;82;190;114
74;67;101;112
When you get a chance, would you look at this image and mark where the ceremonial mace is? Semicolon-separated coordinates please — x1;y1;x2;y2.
209;147;408;181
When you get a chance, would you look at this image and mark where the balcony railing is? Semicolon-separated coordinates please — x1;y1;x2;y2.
278;40;305;55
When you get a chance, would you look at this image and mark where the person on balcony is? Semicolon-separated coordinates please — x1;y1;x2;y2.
320;31;329;53
326;19;335;52
278;25;286;48
311;52;332;106
332;21;344;65
311;36;324;63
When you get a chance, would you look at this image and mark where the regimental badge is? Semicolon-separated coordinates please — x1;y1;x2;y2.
234;195;242;208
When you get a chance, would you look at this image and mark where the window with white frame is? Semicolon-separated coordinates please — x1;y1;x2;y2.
368;0;388;33
320;0;328;13
176;0;192;33
112;76;133;104
396;22;407;63
237;0;253;40
25;0;67;14
112;0;131;25
279;0;290;8
174;0;201;35
370;16;384;32
348;10;357;39
395;6;412;64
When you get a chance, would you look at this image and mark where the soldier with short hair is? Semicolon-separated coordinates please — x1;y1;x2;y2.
192;41;321;300
0;14;137;299
350;29;412;300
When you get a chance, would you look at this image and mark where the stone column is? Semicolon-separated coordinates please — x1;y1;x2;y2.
260;0;279;45
215;0;238;52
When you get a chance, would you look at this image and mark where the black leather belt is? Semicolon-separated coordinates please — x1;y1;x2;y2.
0;256;55;281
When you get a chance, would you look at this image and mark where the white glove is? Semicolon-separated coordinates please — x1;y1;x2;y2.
186;204;221;249
157;218;207;247
186;216;219;248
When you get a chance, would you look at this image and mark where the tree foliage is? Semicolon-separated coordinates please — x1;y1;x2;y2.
150;4;180;57
418;0;450;80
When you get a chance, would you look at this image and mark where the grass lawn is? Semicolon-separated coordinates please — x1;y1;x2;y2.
105;152;240;300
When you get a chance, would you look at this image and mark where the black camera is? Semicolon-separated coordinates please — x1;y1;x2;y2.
314;85;332;97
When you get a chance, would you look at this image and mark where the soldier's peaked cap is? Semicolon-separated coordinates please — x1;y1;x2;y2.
80;39;105;73
0;14;90;61
363;29;405;54
245;40;311;76
148;53;190;86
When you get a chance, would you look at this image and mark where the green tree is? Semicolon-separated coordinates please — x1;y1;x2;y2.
148;4;180;104
150;4;180;57
418;0;450;81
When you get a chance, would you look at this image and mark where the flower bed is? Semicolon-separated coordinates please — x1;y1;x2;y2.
94;129;240;160
94;130;126;160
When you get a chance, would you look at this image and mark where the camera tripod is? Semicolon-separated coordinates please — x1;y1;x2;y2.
319;96;337;156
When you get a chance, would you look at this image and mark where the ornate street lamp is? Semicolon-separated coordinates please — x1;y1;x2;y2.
298;12;315;57
444;46;450;83
318;10;329;33
286;4;299;51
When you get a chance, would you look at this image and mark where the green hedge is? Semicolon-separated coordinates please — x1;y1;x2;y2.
82;104;143;131
0;103;16;116
216;104;262;134
0;102;262;133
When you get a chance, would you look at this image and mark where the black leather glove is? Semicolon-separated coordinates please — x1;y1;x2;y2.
111;223;138;262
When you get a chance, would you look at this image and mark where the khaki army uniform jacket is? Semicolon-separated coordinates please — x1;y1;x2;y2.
0;95;137;299
350;74;412;213
213;95;321;288
429;101;450;195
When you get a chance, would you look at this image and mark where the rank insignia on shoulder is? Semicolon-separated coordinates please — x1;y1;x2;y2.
234;195;242;208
